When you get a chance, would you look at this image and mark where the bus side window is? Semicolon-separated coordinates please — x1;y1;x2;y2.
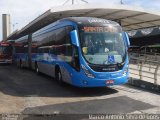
38;48;43;53
32;48;38;53
15;45;25;53
32;45;38;53
24;46;28;53
50;47;56;55
65;26;73;63
55;27;66;56
44;48;49;53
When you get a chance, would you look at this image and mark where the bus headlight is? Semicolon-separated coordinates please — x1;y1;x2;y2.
123;70;127;76
81;65;95;78
123;65;129;76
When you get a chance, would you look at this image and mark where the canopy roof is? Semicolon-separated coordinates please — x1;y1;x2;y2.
7;4;160;40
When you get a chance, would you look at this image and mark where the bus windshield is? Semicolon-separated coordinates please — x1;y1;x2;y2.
0;45;12;55
79;25;126;65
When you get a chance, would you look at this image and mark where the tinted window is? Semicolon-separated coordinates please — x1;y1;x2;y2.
65;26;74;63
15;46;25;53
0;45;12;54
34;25;80;70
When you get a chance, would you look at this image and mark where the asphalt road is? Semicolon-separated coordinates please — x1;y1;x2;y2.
0;65;160;119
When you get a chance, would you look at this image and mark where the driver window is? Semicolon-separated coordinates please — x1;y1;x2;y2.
65;26;80;71
82;35;95;55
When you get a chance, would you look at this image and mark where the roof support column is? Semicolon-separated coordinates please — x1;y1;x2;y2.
28;34;32;69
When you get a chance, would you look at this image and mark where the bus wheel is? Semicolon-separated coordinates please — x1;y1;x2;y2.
35;64;40;75
56;68;63;85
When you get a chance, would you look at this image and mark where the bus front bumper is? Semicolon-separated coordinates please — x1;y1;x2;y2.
72;75;129;87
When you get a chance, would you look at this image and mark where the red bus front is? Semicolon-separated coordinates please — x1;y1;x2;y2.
0;42;12;64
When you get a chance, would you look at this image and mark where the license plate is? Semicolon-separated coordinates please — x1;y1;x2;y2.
106;80;114;84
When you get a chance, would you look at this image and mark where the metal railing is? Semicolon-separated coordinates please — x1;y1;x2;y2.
129;52;160;85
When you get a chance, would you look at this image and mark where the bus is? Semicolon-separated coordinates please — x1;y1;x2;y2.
13;35;30;67
0;42;12;64
14;17;130;87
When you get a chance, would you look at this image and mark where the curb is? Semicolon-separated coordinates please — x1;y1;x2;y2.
127;77;160;93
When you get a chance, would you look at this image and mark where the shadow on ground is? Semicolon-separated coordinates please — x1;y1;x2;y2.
18;96;155;120
0;65;118;97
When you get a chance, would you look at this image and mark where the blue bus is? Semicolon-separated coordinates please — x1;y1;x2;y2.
14;17;130;87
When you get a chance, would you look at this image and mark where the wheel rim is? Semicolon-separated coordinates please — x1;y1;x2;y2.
58;71;61;81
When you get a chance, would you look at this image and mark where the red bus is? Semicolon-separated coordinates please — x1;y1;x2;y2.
0;42;12;64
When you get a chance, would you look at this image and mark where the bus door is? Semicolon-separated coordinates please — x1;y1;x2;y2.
38;47;51;75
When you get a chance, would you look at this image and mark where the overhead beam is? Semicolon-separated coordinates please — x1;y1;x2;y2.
121;20;144;28
113;13;147;21
78;9;98;16
97;10;126;18
123;19;160;28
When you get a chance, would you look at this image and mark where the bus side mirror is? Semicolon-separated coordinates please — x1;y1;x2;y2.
123;32;130;48
70;30;79;47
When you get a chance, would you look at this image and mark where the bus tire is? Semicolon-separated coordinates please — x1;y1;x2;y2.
35;64;40;75
55;68;63;85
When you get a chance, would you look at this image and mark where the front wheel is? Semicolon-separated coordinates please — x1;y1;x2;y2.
55;68;63;85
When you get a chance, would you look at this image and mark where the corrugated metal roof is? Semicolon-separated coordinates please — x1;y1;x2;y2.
7;4;160;40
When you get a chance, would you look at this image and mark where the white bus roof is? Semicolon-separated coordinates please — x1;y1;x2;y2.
7;4;160;40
